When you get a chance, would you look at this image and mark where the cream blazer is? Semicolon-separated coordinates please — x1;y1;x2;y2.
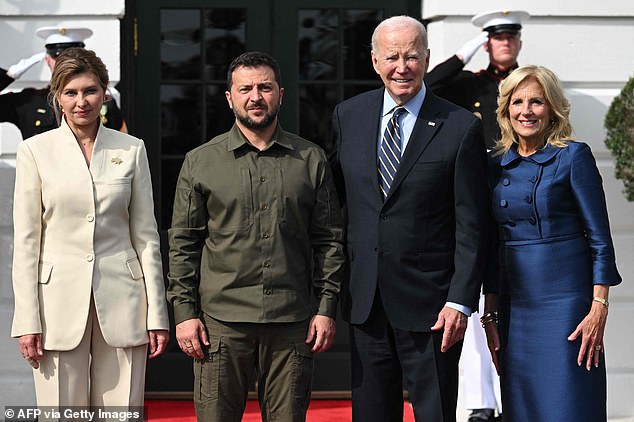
12;119;169;350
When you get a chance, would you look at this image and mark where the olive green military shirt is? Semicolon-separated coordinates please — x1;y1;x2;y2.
167;124;345;325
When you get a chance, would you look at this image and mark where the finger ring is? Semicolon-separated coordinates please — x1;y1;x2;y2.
595;345;602;351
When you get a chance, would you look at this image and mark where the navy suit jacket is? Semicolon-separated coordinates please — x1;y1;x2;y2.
330;88;488;331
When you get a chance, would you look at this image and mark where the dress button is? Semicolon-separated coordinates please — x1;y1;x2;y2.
86;254;94;262
529;216;536;225
500;199;508;207
87;214;94;222
502;178;510;186
524;196;532;204
529;176;537;183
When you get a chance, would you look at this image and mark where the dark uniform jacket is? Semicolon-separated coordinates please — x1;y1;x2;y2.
426;55;517;148
0;69;124;139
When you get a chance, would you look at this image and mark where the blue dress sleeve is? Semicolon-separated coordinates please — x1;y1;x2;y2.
569;142;622;286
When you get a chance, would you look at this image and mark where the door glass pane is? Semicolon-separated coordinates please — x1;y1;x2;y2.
161;158;185;230
161;9;202;79
344;83;381;99
343;10;383;80
298;10;339;81
204;9;247;80
161;84;203;155
299;84;338;148
206;84;236;140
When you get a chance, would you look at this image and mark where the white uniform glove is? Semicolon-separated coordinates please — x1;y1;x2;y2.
7;52;46;79
455;32;489;65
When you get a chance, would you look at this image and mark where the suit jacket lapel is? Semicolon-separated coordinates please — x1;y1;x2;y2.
360;90;384;201
385;92;442;203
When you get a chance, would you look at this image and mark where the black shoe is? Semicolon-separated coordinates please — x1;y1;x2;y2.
468;409;495;422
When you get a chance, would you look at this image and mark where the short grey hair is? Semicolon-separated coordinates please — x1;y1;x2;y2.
371;16;428;54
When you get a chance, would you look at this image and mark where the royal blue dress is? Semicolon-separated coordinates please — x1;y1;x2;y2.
487;142;621;421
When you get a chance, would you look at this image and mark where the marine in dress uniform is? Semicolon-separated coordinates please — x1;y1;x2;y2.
0;26;125;140
426;10;529;149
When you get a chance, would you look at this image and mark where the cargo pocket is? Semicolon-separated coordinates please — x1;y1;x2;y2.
290;342;313;408
195;336;221;403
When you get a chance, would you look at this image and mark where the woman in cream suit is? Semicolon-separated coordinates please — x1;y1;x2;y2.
12;47;169;407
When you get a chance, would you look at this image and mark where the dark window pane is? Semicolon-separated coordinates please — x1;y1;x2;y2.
344;83;381;100
206;84;235;141
299;84;338;149
204;9;247;80
161;84;203;155
161;9;202;80
161;158;185;230
343;10;383;80
298;10;339;81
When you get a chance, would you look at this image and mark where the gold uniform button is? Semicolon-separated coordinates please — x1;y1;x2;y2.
35;120;41;126
474;102;481;108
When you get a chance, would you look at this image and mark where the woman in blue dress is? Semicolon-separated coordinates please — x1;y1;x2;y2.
482;65;621;421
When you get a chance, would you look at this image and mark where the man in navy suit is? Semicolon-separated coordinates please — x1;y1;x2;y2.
329;16;488;421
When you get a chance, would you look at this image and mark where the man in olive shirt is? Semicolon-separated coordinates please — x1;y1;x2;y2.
167;52;345;422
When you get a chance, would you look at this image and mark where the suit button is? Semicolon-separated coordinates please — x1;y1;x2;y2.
529;216;536;225
87;214;94;222
500;199;508;207
380;214;387;220
524;196;532;204
502;178;510;186
86;254;94;262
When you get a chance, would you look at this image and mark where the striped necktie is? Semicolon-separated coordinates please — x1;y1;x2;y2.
378;106;407;199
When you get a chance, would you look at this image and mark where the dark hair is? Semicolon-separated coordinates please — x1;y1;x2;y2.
227;52;282;89
49;47;109;122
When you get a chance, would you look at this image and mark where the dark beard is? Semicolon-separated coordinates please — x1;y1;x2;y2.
235;107;279;130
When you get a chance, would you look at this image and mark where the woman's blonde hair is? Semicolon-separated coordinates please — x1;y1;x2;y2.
49;47;109;123
493;65;574;155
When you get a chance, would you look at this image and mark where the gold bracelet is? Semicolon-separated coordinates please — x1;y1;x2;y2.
480;311;498;328
593;297;609;308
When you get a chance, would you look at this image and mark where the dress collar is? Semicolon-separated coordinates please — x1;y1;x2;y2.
500;143;562;166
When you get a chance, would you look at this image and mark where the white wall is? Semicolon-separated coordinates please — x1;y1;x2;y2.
423;1;634;419
0;0;124;407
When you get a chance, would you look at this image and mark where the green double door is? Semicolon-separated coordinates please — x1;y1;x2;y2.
128;0;416;395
